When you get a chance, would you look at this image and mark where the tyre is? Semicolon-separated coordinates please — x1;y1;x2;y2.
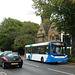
2;62;6;69
19;64;22;68
41;57;44;63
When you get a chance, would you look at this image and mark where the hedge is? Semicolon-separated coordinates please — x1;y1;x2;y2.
68;57;75;63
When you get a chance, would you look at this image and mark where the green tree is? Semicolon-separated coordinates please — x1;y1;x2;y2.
32;0;64;23
51;0;75;57
13;21;39;54
32;0;53;23
32;0;75;57
42;19;51;25
0;18;23;51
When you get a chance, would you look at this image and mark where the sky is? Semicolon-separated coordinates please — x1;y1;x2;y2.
0;0;41;24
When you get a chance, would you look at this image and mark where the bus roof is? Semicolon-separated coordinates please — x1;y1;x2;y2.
25;41;66;47
25;42;49;47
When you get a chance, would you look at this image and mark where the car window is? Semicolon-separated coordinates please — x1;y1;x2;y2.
6;54;20;57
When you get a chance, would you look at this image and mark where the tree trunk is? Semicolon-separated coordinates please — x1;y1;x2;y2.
72;34;75;57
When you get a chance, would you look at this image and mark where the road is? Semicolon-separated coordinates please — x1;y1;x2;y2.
0;58;75;75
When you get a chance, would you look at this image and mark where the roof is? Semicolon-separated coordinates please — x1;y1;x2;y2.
25;42;49;47
25;41;65;47
43;25;51;35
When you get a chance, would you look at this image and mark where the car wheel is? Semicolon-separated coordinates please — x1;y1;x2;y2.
19;64;22;68
2;62;6;69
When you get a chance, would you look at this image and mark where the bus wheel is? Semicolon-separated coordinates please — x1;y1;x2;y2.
41;57;44;63
28;56;30;60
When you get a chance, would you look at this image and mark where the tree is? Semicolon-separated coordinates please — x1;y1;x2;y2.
42;19;51;25
0;18;23;51
32;0;75;57
0;18;39;54
32;0;64;23
32;0;53;23
13;21;39;54
51;0;75;57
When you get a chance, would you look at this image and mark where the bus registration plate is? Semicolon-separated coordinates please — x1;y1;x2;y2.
58;61;62;63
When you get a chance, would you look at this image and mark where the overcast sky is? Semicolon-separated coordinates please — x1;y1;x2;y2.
0;0;41;24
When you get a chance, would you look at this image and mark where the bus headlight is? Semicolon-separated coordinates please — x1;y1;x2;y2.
51;55;54;57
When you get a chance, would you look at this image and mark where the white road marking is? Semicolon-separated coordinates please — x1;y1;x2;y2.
0;72;7;75
24;63;39;68
24;62;75;75
48;68;75;75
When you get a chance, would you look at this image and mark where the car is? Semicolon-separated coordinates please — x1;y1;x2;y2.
4;51;12;54
0;52;5;55
0;53;23;69
12;52;18;54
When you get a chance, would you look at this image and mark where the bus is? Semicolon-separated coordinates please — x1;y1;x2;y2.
25;41;68;63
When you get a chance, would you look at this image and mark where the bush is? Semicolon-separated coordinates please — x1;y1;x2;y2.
68;57;75;63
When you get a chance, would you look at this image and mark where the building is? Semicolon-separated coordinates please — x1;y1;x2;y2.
35;22;71;56
35;22;61;43
35;22;71;47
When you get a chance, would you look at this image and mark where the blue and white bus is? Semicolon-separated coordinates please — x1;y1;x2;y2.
25;41;68;63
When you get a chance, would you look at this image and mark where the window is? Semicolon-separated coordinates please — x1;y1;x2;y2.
26;45;50;55
32;47;37;53
51;27;55;31
6;54;19;57
52;43;67;55
38;38;43;42
56;35;59;40
52;37;54;40
35;45;50;54
40;30;43;33
44;46;50;54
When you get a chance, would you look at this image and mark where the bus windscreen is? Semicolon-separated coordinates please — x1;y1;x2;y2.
52;42;67;55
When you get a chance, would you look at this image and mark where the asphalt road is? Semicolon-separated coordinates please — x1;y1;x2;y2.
0;58;75;75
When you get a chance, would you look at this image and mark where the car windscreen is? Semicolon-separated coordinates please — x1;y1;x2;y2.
5;54;20;57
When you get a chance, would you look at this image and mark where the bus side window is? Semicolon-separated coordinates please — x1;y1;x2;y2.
26;47;29;53
44;45;50;54
32;47;36;54
28;47;31;53
40;46;45;54
37;47;41;54
45;46;48;54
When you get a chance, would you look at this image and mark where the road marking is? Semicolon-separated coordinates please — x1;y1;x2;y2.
24;63;39;68
48;68;75;75
24;62;75;75
0;72;7;75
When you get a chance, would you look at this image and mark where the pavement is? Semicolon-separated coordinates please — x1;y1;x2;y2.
67;62;75;66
